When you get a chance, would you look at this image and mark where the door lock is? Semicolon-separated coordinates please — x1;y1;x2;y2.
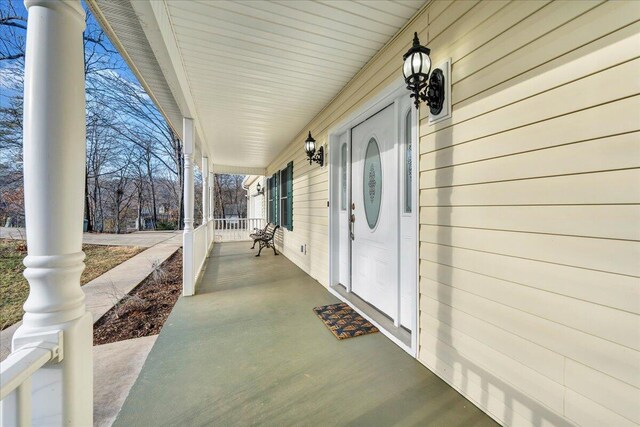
350;214;355;223
352;203;355;210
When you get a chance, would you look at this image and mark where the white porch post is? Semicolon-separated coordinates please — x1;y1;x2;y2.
7;0;92;424
201;158;209;224
182;118;195;296
201;157;209;250
208;172;215;221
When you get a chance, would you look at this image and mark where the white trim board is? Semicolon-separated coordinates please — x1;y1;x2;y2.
328;287;415;356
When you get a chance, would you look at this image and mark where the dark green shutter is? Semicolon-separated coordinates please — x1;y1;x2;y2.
286;161;293;231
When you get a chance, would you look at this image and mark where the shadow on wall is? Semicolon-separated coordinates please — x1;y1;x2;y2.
430;124;572;427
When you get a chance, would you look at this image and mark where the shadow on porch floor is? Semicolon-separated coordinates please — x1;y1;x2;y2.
114;242;497;427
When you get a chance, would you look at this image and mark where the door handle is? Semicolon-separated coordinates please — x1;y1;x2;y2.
350;203;355;240
349;213;355;241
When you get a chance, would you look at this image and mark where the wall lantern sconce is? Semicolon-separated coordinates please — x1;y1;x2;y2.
304;131;324;167
256;182;264;195
402;32;445;114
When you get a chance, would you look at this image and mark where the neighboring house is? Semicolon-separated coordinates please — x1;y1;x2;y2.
222;205;241;226
6;1;638;426
133;206;155;231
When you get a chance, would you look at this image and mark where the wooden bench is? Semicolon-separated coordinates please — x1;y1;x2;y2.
251;223;279;257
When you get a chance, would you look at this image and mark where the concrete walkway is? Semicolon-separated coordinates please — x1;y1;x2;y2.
94;335;158;427
0;232;182;360
0;227;180;247
114;242;497;427
1;229;183;426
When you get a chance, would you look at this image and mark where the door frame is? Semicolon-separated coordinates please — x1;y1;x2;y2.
328;78;419;356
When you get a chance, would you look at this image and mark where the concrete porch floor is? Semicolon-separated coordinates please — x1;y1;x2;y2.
114;242;497;427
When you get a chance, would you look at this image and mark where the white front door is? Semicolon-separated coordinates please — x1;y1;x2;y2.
351;104;398;319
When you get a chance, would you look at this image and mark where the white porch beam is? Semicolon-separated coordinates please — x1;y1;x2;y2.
212;164;267;176
182;117;195;296
4;0;93;424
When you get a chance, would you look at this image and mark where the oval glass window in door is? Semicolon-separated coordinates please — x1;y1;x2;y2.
363;137;382;229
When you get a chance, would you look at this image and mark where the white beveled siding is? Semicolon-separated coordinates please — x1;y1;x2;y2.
417;1;640;426
267;1;640;426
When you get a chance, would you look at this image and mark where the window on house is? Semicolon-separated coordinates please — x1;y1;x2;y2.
404;109;412;213
268;173;277;224
279;161;293;231
267;163;293;230
340;143;347;211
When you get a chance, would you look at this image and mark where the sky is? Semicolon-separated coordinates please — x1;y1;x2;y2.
0;0;140;106
0;0;176;174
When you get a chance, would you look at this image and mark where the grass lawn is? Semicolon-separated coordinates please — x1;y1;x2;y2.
0;239;144;330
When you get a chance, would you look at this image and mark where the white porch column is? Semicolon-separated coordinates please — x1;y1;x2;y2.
182;118;195;296
201;157;209;224
208;172;215;221
7;0;92;424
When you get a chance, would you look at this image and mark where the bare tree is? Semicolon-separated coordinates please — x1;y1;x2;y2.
0;1;26;62
213;174;247;220
0;1;184;233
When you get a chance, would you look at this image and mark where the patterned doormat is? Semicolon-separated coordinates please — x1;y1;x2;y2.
313;303;379;340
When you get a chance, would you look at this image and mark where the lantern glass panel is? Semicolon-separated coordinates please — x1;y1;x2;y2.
403;51;431;80
305;139;315;155
403;55;412;79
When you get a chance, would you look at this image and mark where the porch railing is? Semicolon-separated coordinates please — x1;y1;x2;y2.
213;218;265;242
193;223;207;278
0;332;62;426
183;221;214;296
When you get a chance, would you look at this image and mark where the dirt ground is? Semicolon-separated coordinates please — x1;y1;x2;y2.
93;249;182;345
0;239;143;329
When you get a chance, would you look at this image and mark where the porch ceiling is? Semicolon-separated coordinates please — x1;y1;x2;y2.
88;0;427;169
